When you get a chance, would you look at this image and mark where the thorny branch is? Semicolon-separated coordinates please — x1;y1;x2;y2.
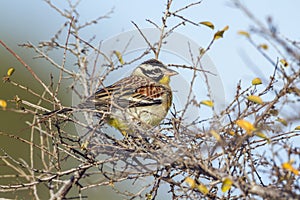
1;0;300;199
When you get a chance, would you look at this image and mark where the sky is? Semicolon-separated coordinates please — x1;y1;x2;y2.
1;0;300;103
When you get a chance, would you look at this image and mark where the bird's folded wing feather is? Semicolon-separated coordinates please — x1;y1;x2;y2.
86;76;166;109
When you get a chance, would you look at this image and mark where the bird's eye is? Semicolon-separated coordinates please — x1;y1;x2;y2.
153;68;161;73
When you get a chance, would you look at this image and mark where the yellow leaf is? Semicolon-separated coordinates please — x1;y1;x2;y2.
259;44;268;50
276;118;287;126
145;193;153;200
200;100;214;107
236;119;256;134
197;184;209;195
210;130;221;142
252;77;262;85
269;109;278;116
221;178;233;192
255;131;270;143
247;95;263;105
288;87;300;95
237;30;250;38
199;21;214;30
0;99;7;110
113;50;124;65
228;130;235;136
280;59;288;67
282;161;299;175
109;180;114;187
7;67;15;77
185;177;196;188
80;140;89;150
213;25;229;40
294;126;300;130
199;48;206;56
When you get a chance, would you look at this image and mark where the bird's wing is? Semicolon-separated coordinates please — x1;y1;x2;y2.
85;76;167;109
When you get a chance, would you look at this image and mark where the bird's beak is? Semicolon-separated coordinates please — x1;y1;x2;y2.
165;68;178;76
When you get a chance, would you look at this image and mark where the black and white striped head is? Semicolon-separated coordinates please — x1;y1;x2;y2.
132;59;178;82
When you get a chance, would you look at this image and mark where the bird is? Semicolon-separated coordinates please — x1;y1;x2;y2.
46;59;178;136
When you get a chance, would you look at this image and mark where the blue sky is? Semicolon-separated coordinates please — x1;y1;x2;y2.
1;0;299;102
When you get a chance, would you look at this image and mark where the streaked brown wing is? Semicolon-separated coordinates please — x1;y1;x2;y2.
135;84;164;99
128;84;165;107
83;75;166;109
85;76;134;105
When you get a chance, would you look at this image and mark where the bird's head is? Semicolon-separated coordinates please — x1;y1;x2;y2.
132;59;178;84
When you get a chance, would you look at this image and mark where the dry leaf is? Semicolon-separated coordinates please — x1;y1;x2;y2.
228;130;235;136
252;77;262;85
282;161;299;175
210;130;221;142
236;119;256;134
247;95;263;105
269;109;278;116
237;30;250;38
185;177;196;188
80;140;89;150
200;100;214;107
214;25;229;40
113;50;124;65
221;178;233;192
7;67;15;77
197;184;209;195
259;44;268;50
276;118;288;126
280;59;288;67
0;99;7;110
255;131;270;143
145;193;153;200
199;21;214;30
